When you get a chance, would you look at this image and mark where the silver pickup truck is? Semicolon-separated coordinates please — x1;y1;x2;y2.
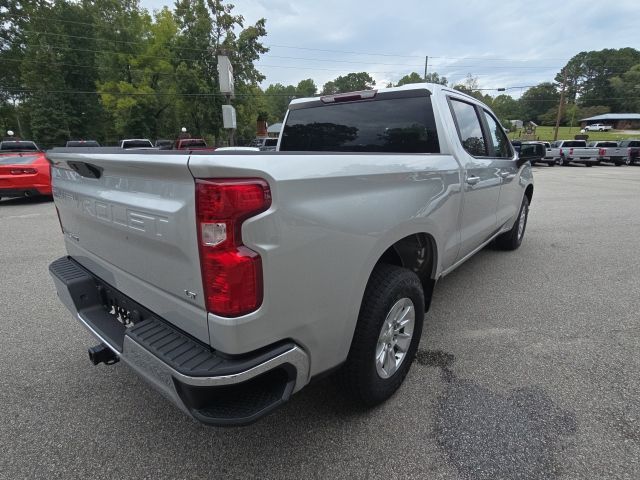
590;141;630;166
548;140;600;166
47;84;534;426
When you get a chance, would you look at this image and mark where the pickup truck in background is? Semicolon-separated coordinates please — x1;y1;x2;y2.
249;137;279;151
589;141;629;166
548;140;600;166
66;140;101;148
174;138;216;151
119;138;154;149
619;139;640;165
47;84;534;426
584;123;612;132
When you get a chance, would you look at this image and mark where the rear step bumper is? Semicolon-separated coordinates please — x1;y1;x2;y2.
49;256;309;426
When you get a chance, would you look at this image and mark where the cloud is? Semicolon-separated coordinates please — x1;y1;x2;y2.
140;0;638;94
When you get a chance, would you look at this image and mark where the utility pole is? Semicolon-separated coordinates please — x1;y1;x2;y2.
423;56;428;81
553;69;567;142
13;98;23;138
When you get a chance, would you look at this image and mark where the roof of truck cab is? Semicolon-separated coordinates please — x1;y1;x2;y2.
289;82;448;107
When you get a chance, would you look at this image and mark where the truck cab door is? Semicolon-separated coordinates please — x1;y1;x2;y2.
480;109;521;230
448;98;501;261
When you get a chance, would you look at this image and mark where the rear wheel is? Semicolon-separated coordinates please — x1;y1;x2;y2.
495;195;529;251
586;163;593;167
339;263;424;406
547;162;555;167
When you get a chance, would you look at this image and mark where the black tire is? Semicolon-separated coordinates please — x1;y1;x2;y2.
586;163;593;167
547;162;555;167
495;195;529;251
339;263;425;406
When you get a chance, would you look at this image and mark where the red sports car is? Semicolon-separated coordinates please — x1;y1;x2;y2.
0;141;52;200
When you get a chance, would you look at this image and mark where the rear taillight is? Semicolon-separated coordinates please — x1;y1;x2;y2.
569;148;574;155
599;148;606;156
10;168;37;175
196;178;271;317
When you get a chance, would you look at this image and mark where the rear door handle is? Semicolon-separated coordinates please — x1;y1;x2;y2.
466;175;480;185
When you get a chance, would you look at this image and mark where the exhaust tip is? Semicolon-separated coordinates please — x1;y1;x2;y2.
88;344;119;365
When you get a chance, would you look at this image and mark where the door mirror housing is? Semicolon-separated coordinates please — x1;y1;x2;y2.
518;143;544;162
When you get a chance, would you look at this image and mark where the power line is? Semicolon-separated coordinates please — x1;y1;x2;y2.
0;86;316;97
2;13;578;63
4;33;565;69
2;86;637;103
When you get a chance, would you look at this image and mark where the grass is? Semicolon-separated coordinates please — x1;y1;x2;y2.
508;126;640;142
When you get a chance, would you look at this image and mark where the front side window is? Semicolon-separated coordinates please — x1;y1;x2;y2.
483;110;513;158
449;99;487;157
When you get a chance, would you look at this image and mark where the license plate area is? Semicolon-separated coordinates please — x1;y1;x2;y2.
98;284;152;328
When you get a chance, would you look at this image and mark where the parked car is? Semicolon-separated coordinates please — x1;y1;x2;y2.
119;138;154;149
584;123;612;132
155;139;174;150
618;139;640;165
47;83;534;426
548;140;599;166
0;141;51;200
174;138;215;151
589;141;629;166
250;137;279;151
66;140;101;148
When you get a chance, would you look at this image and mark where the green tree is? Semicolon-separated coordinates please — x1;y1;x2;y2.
557;48;640;110
321;72;375;94
519;82;560;123
491;94;521;122
453;75;492;104
610;64;640;113
264;83;297;123
395;71;447;86
296;78;317;97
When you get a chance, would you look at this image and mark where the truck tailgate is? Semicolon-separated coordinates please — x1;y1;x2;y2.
48;150;209;343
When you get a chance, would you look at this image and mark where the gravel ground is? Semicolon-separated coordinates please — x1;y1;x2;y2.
1;165;639;479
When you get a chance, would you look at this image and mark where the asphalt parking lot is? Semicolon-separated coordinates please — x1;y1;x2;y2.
1;165;639;479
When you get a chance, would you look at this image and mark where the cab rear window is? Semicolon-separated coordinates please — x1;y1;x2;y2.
280;96;439;153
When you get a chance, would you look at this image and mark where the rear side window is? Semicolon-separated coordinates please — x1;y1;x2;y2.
449;99;487;157
265;139;278;147
280;96;440;153
483;110;513;158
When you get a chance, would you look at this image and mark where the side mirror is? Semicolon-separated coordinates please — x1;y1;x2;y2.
518;144;544;161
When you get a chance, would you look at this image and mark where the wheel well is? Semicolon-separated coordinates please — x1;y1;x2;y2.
377;233;437;311
525;184;534;204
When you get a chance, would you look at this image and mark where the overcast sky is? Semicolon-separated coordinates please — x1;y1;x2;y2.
140;0;639;97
